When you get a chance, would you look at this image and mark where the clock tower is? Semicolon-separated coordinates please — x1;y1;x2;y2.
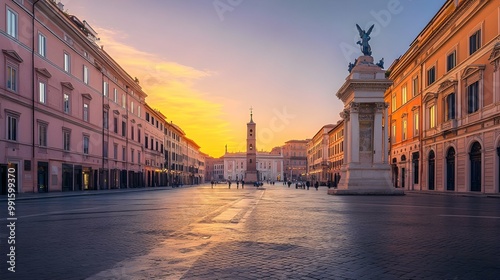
245;108;258;183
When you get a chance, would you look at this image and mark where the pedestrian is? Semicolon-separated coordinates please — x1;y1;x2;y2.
241;180;244;189
315;181;319;191
211;180;214;188
237;180;239;189
228;180;231;189
306;181;310;190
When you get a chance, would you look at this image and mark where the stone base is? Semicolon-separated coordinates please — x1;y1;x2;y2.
245;171;258;184
330;163;404;195
328;188;404;195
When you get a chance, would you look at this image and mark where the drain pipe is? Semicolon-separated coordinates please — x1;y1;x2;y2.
32;0;41;193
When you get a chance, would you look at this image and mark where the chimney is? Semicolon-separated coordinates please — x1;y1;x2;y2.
57;2;64;11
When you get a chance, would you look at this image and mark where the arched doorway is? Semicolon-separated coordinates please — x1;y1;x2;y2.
392;158;398;188
469;142;481;192
446;147;455;191
497;146;500;193
428;150;435;190
401;155;407;189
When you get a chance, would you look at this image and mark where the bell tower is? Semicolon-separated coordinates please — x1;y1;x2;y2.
245;107;258;183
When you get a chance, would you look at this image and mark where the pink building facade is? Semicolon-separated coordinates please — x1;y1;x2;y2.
0;0;202;194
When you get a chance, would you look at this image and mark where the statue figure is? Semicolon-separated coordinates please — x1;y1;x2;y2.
348;58;358;73
376;58;384;68
356;24;374;56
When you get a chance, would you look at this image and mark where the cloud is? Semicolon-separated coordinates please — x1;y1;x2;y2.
96;27;231;157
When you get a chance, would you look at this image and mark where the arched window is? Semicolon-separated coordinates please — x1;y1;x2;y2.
469;142;481;192
428;150;435;190
446;147;455;191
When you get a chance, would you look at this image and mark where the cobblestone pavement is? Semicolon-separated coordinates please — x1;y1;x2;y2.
1;184;500;279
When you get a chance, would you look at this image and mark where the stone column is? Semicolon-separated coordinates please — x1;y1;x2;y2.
373;102;384;163
350;102;360;163
383;102;389;164
340;110;350;164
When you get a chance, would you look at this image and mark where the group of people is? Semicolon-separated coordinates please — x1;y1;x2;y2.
210;180;245;189
285;180;322;190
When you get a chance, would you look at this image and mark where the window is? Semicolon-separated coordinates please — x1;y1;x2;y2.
130;101;134;114
469;30;481;55
103;110;109;129
402;84;407;104
447;51;456;72
121;121;126;137
392;93;397;112
6;65;17;92
122;146;126;161
113;117;118;133
150;138;153;150
146;112;150;122
145;136;149;149
131;149;135;163
38;33;46;57
413;111;419;137
83;103;89;121
113;88;118;103
429;105;436;128
103;81;108;97
80;66;88;85
138;129;141;143
138;106;141;118
467;81;479;114
113;144;118;160
7;115;18;141
7;8;18;39
64;53;71;73
122;94;126;108
138;152;141;164
38;122;47;147
63;130;71;151
103;141;108;158
445;93;456;121
402;118;407;141
427;66;436;86
131;125;134;140
63;93;70;113
39;81;47;104
412;76;419;97
391;123;396;143
83;136;89;155
156;140;158;151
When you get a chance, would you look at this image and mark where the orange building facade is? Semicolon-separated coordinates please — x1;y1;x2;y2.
386;0;500;193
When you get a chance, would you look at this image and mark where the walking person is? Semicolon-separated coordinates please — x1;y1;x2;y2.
315;181;319;191
228;180;231;189
241;180;244;189
211;180;214;188
237;180;239;189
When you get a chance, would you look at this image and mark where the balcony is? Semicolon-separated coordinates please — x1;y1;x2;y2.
441;119;457;131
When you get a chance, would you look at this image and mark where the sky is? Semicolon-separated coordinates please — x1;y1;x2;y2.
62;0;446;158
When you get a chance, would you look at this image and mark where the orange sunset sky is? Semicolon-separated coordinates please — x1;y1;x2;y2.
63;0;444;157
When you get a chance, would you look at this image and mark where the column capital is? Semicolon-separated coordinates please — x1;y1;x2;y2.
340;109;350;121
375;102;388;112
350;102;360;112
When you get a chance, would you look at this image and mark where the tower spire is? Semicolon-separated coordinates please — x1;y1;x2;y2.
250;106;253;122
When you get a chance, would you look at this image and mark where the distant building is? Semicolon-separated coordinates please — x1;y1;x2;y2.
223;111;283;182
282;139;308;182
307;124;335;185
